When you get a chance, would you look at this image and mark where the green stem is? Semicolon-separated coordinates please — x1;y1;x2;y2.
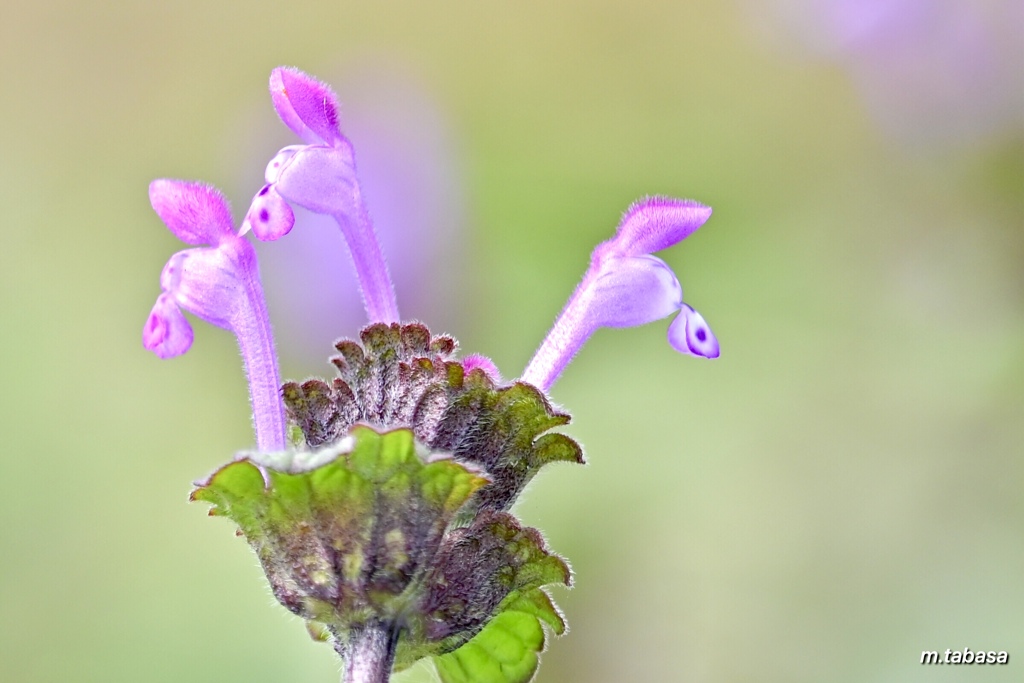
340;623;397;683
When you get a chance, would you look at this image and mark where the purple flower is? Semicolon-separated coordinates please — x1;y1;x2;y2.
247;62;467;371
521;197;718;391
143;67;719;450
243;67;399;324
143;180;286;452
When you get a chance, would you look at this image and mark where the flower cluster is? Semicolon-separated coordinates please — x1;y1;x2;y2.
143;67;718;683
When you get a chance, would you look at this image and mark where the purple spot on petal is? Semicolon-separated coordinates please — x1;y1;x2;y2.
144;314;163;340
696;328;706;342
259;209;269;222
258;185;270;197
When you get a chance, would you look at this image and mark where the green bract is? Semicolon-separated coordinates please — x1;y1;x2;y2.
283;322;584;514
192;324;582;682
433;589;567;683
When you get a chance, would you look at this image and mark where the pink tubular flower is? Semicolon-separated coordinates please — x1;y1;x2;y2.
248;62;467;372
143;180;286;452
143;67;720;449
243;67;399;325
521;197;718;391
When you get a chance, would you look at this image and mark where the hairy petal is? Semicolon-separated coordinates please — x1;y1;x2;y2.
143;293;194;359
668;303;720;358
585;255;682;328
149;179;235;245
595;196;712;260
270;67;344;147
242;184;295;241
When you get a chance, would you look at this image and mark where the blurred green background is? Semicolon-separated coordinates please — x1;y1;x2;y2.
2;2;1021;682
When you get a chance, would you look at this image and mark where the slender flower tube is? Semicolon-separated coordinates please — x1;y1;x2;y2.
242;67;400;324
521;196;719;391
143;180;286;452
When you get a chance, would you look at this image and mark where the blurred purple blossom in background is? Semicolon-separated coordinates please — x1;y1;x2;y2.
232;59;468;373
745;0;1024;148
